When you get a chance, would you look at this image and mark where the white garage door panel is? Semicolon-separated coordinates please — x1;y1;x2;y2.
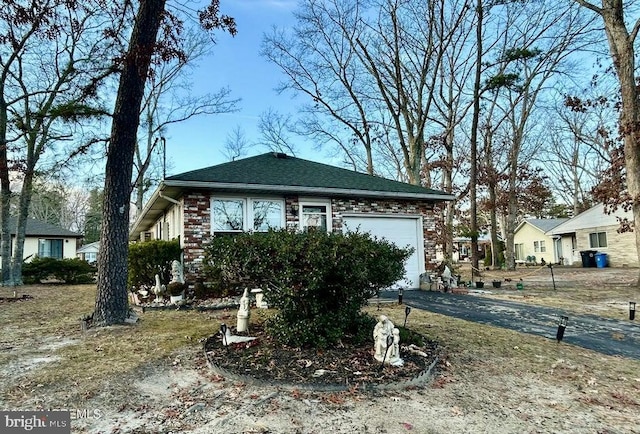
342;216;423;289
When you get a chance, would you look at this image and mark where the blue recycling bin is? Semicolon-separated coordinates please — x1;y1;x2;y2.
595;252;608;268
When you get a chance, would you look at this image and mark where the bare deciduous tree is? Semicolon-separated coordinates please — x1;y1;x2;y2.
132;29;239;214
0;0;119;285
573;0;640;286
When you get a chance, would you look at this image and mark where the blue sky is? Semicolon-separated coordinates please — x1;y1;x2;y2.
164;0;321;175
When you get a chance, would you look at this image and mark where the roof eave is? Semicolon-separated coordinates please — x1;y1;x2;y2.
129;180;454;241
163;180;455;201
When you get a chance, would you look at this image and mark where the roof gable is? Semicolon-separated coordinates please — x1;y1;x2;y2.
166;152;451;198
515;218;568;234
549;203;632;234
5;217;82;238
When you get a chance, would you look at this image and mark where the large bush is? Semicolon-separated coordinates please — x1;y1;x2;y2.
22;257;97;284
128;239;182;288
203;229;412;348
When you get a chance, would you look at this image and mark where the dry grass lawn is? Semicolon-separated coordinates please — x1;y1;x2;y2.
0;272;639;433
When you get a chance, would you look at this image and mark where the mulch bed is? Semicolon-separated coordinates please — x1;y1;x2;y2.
204;323;440;390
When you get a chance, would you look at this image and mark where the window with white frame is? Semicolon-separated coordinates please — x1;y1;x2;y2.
300;202;330;232
533;240;546;253
589;231;607;248
211;198;284;233
212;199;245;232
252;200;283;231
514;243;524;260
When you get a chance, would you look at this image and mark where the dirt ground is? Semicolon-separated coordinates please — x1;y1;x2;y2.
1;266;639;433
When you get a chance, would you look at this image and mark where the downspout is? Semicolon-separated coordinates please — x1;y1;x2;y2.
159;191;180;205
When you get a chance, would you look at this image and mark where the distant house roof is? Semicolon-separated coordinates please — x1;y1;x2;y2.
6;217;82;238
549;203;632;235
77;241;100;253
522;218;569;233
131;152;454;240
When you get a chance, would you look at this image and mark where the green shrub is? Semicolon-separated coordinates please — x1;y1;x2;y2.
203;229;412;348
128;239;182;289
22;257;97;284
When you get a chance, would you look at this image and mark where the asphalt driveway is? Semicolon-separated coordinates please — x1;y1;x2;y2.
379;290;640;360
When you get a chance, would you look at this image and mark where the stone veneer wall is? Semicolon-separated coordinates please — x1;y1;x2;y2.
181;192;439;281
576;226;639;267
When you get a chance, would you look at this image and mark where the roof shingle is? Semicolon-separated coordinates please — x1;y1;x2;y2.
166;152;451;198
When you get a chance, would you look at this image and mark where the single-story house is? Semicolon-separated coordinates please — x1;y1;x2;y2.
435;234;493;263
77;241;100;263
547;203;637;267
513;218;569;265
4;217;82;261
129;152;454;288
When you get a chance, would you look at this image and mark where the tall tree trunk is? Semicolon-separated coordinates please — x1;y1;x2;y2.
602;15;640;287
469;0;483;280
574;1;640;287
94;0;167;326
0;93;12;284
11;172;35;285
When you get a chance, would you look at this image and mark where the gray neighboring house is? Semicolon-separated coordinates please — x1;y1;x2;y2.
547;203;637;267
4;217;82;261
130;152;454;288
77;241;100;263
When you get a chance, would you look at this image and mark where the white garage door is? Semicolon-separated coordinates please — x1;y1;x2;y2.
342;216;424;289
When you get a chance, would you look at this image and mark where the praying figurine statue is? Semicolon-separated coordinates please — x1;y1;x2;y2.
170;260;184;284
373;315;395;363
236;288;250;333
388;327;404;366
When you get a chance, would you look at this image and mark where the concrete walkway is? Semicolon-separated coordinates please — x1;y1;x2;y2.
379;290;640;360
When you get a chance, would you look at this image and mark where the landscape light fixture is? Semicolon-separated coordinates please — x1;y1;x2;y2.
548;263;556;291
404;306;412;327
220;323;228;346
630;302;636;321
398;288;404;305
380;334;394;371
556;315;568;343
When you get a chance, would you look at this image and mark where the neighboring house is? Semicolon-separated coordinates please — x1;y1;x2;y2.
130;152;454;288
547;203;637;267
513;218;569;265
77;241;100;263
4;217;82;261
435;234;493;263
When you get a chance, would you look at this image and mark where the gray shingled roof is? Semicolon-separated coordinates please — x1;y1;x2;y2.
6;217;82;238
166;152;451;198
525;218;569;233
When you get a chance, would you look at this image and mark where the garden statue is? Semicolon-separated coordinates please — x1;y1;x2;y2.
373;315;395;363
251;288;268;308
171;260;184;284
153;274;165;302
236;288;250;333
388;327;404;366
220;325;257;346
441;264;456;290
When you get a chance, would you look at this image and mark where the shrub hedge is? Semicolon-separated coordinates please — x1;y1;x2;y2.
128;239;182;289
202;229;412;348
22;257;97;284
